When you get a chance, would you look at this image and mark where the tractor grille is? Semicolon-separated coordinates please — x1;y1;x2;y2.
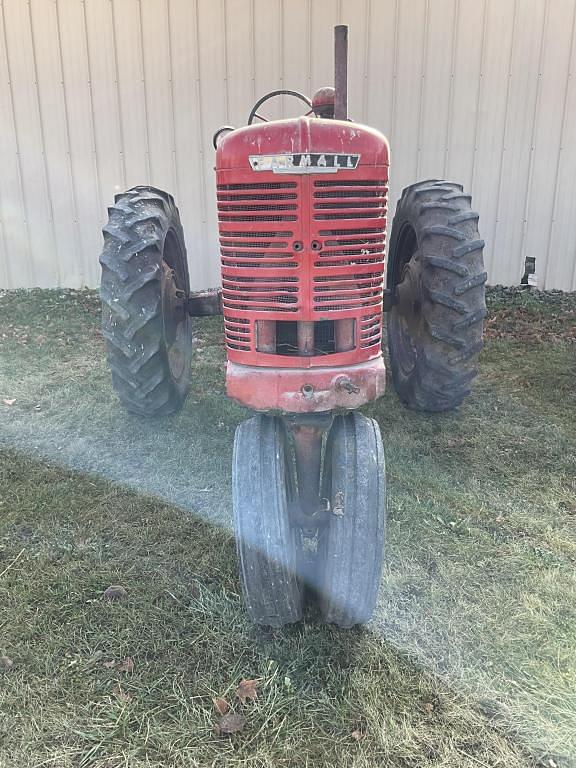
218;182;300;319
313;272;383;312
224;316;251;351
312;179;387;312
217;172;387;358
360;312;382;349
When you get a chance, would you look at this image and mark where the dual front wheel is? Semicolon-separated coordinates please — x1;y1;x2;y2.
232;412;386;628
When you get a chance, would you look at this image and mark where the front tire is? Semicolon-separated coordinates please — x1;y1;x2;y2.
233;415;303;627
387;180;487;412
99;186;192;417
317;413;386;628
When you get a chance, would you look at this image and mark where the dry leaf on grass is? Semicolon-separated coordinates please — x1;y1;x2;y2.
117;657;134;673
113;684;131;703
215;713;246;736
103;585;128;601
2;399;16;406
0;655;14;670
235;678;258;704
213;697;230;716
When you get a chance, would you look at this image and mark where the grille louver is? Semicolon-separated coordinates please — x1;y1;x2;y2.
312;180;386;312
218;182;301;326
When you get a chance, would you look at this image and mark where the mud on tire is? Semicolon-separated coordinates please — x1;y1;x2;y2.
99;186;192;417
387;180;487;412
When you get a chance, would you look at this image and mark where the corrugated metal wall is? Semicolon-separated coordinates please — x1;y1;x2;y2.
1;0;575;290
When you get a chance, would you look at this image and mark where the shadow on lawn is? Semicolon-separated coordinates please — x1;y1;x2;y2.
0;450;539;768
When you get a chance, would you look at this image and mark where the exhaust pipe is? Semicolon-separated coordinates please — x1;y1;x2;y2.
334;25;348;121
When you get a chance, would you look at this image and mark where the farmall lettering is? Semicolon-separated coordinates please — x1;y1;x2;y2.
249;152;360;174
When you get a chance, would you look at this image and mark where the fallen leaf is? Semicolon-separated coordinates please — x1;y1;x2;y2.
103;585;128;601
235;678;258;704
215;713;246;736
117;657;134;673
213;697;230;716
2;399;15;406
103;660;116;669
113;684;131;703
0;655;14;670
351;729;365;741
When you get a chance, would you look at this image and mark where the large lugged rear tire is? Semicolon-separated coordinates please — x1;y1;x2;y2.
317;413;386;628
99;186;192;417
387;180;487;411
233;415;303;627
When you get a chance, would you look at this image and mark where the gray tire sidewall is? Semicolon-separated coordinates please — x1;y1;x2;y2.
318;412;386;628
232;415;302;626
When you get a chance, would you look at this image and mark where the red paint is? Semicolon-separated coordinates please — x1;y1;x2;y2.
215;116;389;413
226;358;386;414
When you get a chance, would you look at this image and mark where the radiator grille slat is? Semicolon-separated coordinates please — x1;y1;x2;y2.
360;312;382;348
312;179;387;312
223;315;251;350
219;182;302;323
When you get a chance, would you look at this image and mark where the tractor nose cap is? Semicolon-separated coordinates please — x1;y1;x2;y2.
312;87;336;119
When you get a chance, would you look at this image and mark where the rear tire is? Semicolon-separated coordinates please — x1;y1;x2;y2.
99;186;192;417
387;180;487;411
317;413;386;628
233;415;303;627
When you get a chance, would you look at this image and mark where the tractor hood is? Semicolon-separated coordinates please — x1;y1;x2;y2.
215;117;389;172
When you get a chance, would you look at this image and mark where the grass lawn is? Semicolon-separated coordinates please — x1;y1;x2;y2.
0;287;575;768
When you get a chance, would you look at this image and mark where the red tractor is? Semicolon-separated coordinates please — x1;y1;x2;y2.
99;27;486;628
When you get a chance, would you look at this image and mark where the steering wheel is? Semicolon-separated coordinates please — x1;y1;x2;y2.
248;89;313;125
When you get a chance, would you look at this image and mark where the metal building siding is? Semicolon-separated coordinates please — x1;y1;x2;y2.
0;0;575;290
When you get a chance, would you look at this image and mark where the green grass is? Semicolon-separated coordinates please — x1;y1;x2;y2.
0;287;575;767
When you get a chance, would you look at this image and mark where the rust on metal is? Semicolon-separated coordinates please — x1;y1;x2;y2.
297;321;315;356
335;318;355;352
290;423;323;519
226;357;386;413
256;320;276;353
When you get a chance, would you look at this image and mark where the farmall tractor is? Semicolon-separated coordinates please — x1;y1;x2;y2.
99;27;486;628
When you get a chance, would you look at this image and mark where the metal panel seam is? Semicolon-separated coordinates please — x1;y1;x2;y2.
443;0;460;177
544;0;576;288
137;0;152;183
518;0;549;285
54;0;83;284
470;0;489;191
1;1;34;286
81;0;105;221
490;0;518;279
166;0;180;202
28;0;59;283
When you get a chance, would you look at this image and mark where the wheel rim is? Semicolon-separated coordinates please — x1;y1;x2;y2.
390;223;423;376
392;258;426;374
161;231;188;381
